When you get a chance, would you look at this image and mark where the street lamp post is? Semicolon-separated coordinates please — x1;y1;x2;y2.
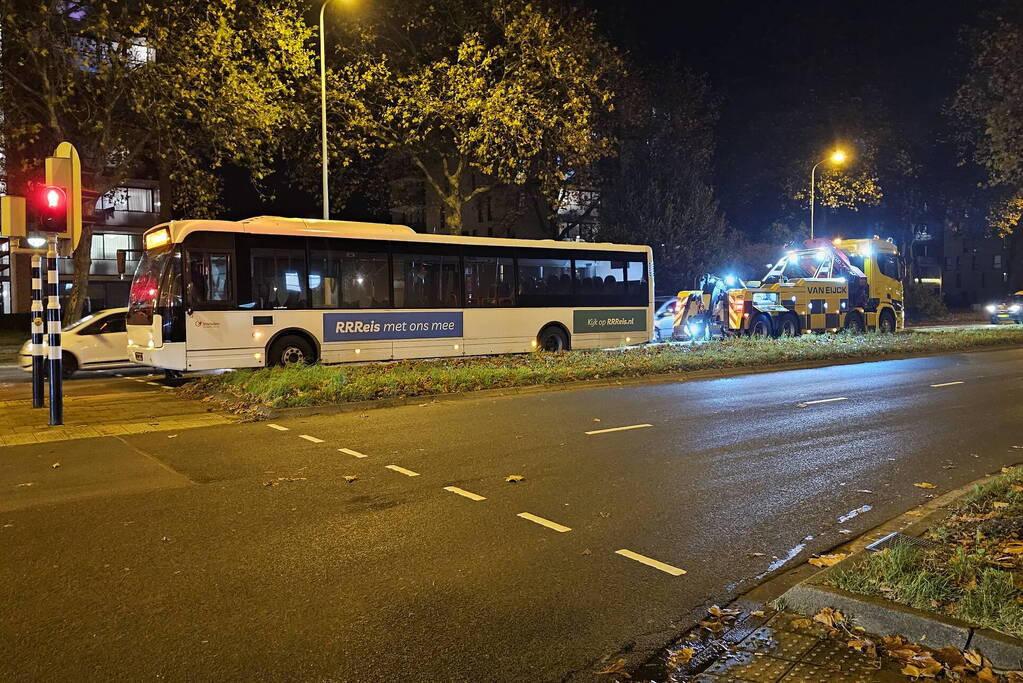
318;0;339;221
809;149;846;240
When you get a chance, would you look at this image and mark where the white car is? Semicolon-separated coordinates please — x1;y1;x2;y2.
654;296;679;341
19;307;131;379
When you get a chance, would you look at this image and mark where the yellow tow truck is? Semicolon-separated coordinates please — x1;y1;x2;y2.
674;237;905;339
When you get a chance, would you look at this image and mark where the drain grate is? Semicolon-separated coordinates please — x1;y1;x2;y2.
865;532;939;553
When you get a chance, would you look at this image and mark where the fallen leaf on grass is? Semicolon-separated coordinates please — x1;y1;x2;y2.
1012;484;1023;493
993;501;1010;509
505;475;525;483
808;554;847;568
594;658;629;677
1003;543;1023;555
914;482;937;489
978;667;999;682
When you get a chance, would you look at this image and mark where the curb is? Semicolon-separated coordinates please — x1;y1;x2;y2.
776;467;1023;671
228;342;1023;420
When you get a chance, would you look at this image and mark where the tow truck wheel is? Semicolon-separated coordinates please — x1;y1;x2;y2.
878;309;897;334
843;311;865;334
747;314;772;337
774;314;800;337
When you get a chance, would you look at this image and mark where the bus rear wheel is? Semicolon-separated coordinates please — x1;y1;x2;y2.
537;325;569;352
268;334;315;367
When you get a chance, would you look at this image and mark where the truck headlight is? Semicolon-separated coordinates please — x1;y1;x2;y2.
987;304;997;313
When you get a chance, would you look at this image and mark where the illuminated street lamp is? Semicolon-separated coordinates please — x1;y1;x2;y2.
318;0;355;221
809;148;847;240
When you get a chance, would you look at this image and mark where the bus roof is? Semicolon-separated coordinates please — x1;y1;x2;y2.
146;216;651;254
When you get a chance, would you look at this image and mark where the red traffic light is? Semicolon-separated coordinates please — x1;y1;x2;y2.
45;187;64;209
35;185;68;234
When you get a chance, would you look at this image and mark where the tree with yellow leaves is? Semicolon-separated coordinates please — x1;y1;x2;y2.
324;0;620;235
1;0;314;322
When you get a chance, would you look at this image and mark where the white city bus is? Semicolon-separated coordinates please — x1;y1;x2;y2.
125;216;654;371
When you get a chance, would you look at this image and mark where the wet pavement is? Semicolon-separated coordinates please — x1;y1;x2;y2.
3;348;1023;681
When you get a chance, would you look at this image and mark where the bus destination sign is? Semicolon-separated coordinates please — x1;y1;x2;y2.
323;312;463;342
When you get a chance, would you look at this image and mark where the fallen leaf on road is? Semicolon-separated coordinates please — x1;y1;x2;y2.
698;620;724;633
905;509;925;517
343;475;358;483
809;554;847;568
847;638;877;658
161;536;170;543
668;647;696;667
707;605;741;618
749;552;765;557
16;482;34;487
750;610;765;617
593;658;629;677
813;607;845;628
168;434;178;438
855;489;873;494
789;618;813;629
51;462;60;469
914;482;937;489
264;477;307;487
592;418;601;422
505;475;525;483
581;548;591;556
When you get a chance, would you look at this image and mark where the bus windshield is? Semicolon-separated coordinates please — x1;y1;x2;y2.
128;245;176;325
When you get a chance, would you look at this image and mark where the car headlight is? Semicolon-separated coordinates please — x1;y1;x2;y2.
1011;305;1021;313
987;304;997;313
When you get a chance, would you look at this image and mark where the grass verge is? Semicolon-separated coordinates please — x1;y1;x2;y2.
824;466;1023;638
182;327;1023;409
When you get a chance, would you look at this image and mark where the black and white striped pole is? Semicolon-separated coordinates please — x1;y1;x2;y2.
30;253;46;409
45;236;63;426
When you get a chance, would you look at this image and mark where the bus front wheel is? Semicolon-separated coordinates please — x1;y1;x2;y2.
268;334;315;367
537;326;569;352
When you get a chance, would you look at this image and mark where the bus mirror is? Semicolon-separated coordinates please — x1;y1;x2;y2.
116;249;127;277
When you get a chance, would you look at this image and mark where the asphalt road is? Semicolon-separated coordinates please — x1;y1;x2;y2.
3;348;1023;682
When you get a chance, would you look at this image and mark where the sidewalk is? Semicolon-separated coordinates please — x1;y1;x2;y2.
0;371;238;446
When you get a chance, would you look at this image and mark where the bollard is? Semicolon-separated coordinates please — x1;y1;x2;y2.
30;254;45;408
45;238;63;426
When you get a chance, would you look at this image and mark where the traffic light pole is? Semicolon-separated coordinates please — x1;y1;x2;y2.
45;236;63;426
30;254;45;409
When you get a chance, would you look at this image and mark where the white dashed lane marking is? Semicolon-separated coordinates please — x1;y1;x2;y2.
930;381;964;388
443;486;486;501
338;448;368;458
299;434;325;443
266;424;289;431
585;423;653;436
385;465;420;477
615;549;687;576
797;397;848;407
516;512;571;533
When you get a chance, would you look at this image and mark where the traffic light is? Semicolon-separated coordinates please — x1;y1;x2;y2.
35;184;68;235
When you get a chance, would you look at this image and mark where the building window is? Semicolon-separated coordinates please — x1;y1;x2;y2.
994;255;1003;269
97;186;157;213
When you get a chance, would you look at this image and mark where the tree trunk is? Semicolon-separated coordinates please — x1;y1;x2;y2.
444;198;463;235
64;224;93;324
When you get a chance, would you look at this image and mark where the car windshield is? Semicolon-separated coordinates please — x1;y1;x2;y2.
61;313;99;332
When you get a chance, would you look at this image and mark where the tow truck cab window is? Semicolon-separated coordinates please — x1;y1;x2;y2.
876;253;900;280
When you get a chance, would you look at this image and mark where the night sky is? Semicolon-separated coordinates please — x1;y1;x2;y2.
234;0;985;240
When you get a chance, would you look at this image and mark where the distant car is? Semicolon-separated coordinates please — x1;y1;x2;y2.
654;296;679;341
987;292;1023;324
19;308;131;379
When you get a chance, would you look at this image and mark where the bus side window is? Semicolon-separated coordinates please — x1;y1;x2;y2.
188;252;233;308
